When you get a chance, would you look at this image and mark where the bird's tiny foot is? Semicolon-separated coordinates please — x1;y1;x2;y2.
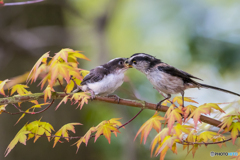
156;101;162;110
107;94;120;103
88;90;96;100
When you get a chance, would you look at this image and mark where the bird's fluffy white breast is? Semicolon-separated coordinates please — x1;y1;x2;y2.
86;73;124;95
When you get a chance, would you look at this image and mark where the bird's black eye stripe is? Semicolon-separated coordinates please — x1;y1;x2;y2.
131;56;151;63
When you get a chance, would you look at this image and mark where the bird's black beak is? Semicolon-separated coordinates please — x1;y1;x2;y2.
124;59;132;68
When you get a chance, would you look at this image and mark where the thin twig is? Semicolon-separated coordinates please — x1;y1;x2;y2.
118;109;143;129
57;79;67;95
3;100;54;115
180;135;240;145
2;0;44;6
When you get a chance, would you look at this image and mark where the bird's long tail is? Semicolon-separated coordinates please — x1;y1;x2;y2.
199;83;240;97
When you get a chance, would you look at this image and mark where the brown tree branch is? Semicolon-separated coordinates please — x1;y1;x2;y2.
0;92;222;128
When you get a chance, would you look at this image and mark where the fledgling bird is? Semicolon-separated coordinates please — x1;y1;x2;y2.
126;53;240;109
74;58;129;101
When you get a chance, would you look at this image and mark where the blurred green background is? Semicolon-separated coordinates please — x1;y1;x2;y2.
0;0;240;160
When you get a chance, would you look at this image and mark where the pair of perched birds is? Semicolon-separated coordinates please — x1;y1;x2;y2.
78;53;240;109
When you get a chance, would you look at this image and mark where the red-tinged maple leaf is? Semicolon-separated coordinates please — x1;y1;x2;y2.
0;79;10;96
186;103;225;127
10;84;30;95
51;49;89;67
49;62;71;87
5;125;31;157
153;136;178;160
39;74;51;90
53;123;82;147
43;85;55;102
71;92;90;110
73;127;96;153
135;112;165;144
5;72;30;89
197;131;219;143
229;122;240;144
165;104;176;118
0;104;7;114
55;95;70;110
74;118;122;152
190;144;199;158
151;128;170;156
173;96;198;106
166;108;183;133
94;121;120;144
183;105;197;120
27;52;49;84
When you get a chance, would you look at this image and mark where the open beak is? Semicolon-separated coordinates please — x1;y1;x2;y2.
124;60;132;68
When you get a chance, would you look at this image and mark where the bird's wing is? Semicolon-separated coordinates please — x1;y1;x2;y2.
158;64;203;83
81;67;110;85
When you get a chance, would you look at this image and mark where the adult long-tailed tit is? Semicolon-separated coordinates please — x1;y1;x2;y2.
126;53;240;109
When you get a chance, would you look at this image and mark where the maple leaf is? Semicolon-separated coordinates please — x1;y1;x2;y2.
53;123;82;148
186;103;225;127
173;124;193;140
151;128;170;156
68;49;90;61
56;95;70;110
229;122;240;144
71;92;90;109
0;104;7;114
151;134;178;160
135;112;165;144
173;96;198;106
219;115;237;133
166;108;183;133
73;127;96;153
94;121;120;144
27;52;49;84
0;79;10;96
26;120;54;143
80;70;90;78
43;85;55;102
49;62;71;87
197;131;219;143
212;135;226;148
183;105;197;120
10;84;30;95
5;72;30;89
65;80;75;93
5;125;31;157
51;49;89;67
